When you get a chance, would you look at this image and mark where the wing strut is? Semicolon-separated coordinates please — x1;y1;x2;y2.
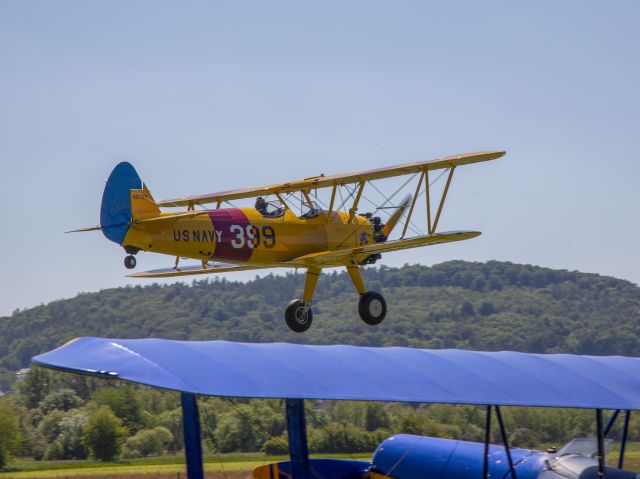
426;169;432;233
399;166;457;237
604;409;632;470
431;166;455;234
596;409;606;479
495;406;517;479
401;171;424;239
181;393;204;479
482;405;517;479
482;405;492;479
619;411;631;469
348;181;366;223
328;185;337;217
286;399;311;479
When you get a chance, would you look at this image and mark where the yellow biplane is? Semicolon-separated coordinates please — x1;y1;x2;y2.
72;150;505;332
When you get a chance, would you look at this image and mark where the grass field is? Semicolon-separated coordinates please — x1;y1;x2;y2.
0;453;370;479
2;447;640;479
0;462;257;479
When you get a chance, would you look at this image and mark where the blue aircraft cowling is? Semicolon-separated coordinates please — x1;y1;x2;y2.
371;434;548;479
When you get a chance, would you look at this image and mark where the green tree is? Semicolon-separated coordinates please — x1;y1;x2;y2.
17;367;56;409
44;411;88;460
83;407;126;461
158;408;183;453
364;402;391;432
40;389;84;415
0;402;21;468
310;422;377;453
262;435;289;455
94;386;145;432
124;426;173;457
460;301;475;317
510;427;539;448
37;410;66;443
214;408;256;452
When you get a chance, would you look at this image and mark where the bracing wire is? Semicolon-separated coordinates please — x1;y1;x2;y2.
361;173;425;237
334;183;358;215
369;173;417;213
359;192;423;237
200;403;230;479
415;168;449;201
221;398;333;479
221;398;287;473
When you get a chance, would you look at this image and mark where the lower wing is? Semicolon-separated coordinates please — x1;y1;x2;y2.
128;231;479;278
284;231;481;267
127;263;271;278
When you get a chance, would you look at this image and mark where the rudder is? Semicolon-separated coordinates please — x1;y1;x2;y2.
100;162;159;245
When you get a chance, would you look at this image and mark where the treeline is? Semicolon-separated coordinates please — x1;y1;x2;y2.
1;260;640;467
2;261;640;391
2;365;639;468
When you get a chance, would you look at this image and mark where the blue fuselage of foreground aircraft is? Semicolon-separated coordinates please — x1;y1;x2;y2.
255;434;637;479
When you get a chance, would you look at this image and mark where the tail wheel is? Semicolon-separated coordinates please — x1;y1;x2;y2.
124;255;137;269
358;292;387;325
285;299;313;333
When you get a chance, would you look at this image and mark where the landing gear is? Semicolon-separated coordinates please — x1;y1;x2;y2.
285;299;313;333
348;263;387;326
124;255;137;269
283;264;387;332
358;291;387;325
284;267;321;333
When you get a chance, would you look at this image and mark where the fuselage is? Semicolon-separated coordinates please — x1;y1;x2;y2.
122;207;374;265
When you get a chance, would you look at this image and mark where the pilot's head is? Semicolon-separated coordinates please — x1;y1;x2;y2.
256;197;266;210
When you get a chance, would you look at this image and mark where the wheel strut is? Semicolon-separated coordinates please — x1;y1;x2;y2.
284;268;322;333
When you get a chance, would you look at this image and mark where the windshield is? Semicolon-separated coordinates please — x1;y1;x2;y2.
255;199;285;218
556;437;614;458
299;200;320;219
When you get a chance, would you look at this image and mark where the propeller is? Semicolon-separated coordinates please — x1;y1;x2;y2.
381;194;412;238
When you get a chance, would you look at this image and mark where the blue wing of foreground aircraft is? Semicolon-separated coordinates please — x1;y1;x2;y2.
33;339;640;479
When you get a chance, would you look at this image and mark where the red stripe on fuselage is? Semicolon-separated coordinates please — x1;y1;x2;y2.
208;208;253;261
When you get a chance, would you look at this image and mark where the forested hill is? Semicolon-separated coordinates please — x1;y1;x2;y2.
2;260;640;388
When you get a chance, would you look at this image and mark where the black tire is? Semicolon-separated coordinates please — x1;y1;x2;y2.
358;291;387;325
285;299;313;333
124;255;137;269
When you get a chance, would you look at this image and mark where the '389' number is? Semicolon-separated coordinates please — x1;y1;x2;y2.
229;225;276;249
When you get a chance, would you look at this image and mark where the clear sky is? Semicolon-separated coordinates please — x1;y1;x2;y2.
1;1;638;316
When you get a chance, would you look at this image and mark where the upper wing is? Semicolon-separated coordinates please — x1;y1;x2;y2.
127;263;271;278
158;151;506;207
284;231;481;267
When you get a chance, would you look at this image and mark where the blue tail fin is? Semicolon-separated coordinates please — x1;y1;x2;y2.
100;162;142;245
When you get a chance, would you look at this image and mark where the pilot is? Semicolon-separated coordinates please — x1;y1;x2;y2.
255;197;268;215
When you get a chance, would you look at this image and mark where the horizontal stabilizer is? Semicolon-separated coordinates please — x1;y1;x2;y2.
132;211;208;228
65;225;102;233
286;231;481;267
128;263;270;278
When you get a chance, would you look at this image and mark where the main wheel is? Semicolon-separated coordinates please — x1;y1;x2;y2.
358;291;387;325
124;255;137;269
285;299;313;333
